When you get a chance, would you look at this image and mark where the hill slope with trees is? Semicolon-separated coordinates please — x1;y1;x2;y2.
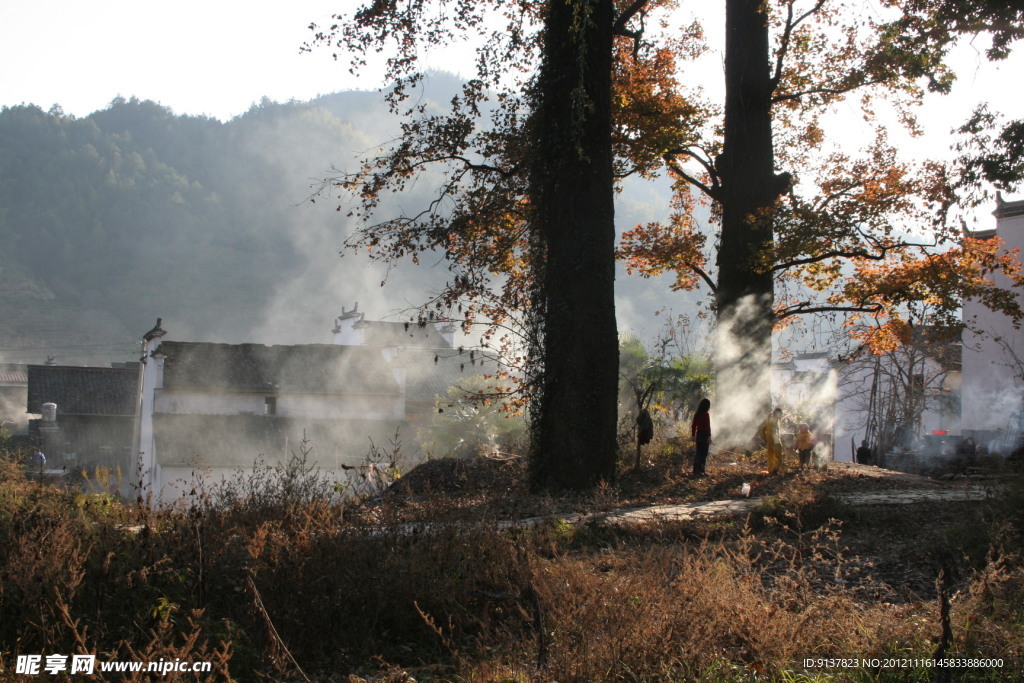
0;88;417;363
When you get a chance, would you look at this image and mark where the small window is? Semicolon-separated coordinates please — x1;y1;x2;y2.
264;396;277;415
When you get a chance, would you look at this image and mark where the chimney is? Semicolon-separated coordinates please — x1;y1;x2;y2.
332;303;367;346
38;402;60;465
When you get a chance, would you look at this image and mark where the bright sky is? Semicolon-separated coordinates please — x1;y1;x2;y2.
0;0;397;120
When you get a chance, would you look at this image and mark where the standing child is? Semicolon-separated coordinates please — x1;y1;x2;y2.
795;423;814;470
690;398;711;476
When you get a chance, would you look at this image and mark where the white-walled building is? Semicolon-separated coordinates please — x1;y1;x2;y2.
332;302;457;350
772;338;960;467
771;352;838;463
961;195;1024;454
133;308;493;503
137;336;408;502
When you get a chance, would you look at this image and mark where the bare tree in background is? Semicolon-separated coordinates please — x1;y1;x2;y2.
839;326;959;463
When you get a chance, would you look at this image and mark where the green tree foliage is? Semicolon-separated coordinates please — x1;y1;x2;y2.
619;325;712;467
619;325;713;422
956;107;1024;196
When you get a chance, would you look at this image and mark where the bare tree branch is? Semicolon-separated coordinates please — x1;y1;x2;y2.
777;302;884;320
664;152;720;200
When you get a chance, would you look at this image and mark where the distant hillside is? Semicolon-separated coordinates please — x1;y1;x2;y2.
0;74;692;366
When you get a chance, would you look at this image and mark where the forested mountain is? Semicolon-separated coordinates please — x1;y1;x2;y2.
0;74;683;365
0;86;402;363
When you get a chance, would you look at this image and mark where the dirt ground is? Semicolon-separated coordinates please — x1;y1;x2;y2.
369;450;1020;603
375;448;997;524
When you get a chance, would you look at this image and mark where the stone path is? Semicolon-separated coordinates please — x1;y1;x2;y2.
545;485;998;528
376;484;1000;536
594;498;761;524
830;486;995;506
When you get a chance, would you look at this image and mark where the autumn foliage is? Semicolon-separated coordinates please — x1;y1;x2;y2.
616;0;1024;356
311;0;1024;396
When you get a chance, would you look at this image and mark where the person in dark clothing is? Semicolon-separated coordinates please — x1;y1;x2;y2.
637;408;654;446
634;407;655;468
856;439;872;464
690;398;711;476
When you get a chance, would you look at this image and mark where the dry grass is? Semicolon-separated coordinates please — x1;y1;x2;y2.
1;439;1022;681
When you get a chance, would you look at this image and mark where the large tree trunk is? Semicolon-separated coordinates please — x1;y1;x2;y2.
528;0;619;491
714;0;787;440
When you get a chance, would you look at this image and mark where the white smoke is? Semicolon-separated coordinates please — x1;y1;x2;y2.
711;294;775;447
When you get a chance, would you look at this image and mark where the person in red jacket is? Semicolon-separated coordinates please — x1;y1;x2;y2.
690;398;711;476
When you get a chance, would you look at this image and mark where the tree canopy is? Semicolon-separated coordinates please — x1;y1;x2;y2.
310;0;691;489
618;0;1024;433
309;0;1024;460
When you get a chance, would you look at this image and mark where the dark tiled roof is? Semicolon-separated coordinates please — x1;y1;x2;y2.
156;342;401;395
994;195;1024;219
27;365;138;416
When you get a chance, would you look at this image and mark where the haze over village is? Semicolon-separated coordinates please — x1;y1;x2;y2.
2;0;1024;679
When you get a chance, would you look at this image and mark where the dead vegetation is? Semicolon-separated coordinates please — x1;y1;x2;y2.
1;436;1022;681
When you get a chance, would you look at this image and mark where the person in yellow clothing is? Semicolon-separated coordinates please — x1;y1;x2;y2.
760;407;785;473
795;423;814;470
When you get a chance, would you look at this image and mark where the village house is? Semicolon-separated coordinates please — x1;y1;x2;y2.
137;337;406;502
14;305;488;503
832;330;962;469
135;307;489;503
772;196;1021;470
771;352;837;461
24;363;139;475
329;303;483;421
961;194;1024;456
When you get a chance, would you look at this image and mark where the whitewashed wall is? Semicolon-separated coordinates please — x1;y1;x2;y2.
153;391;403;421
961;199;1024;452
